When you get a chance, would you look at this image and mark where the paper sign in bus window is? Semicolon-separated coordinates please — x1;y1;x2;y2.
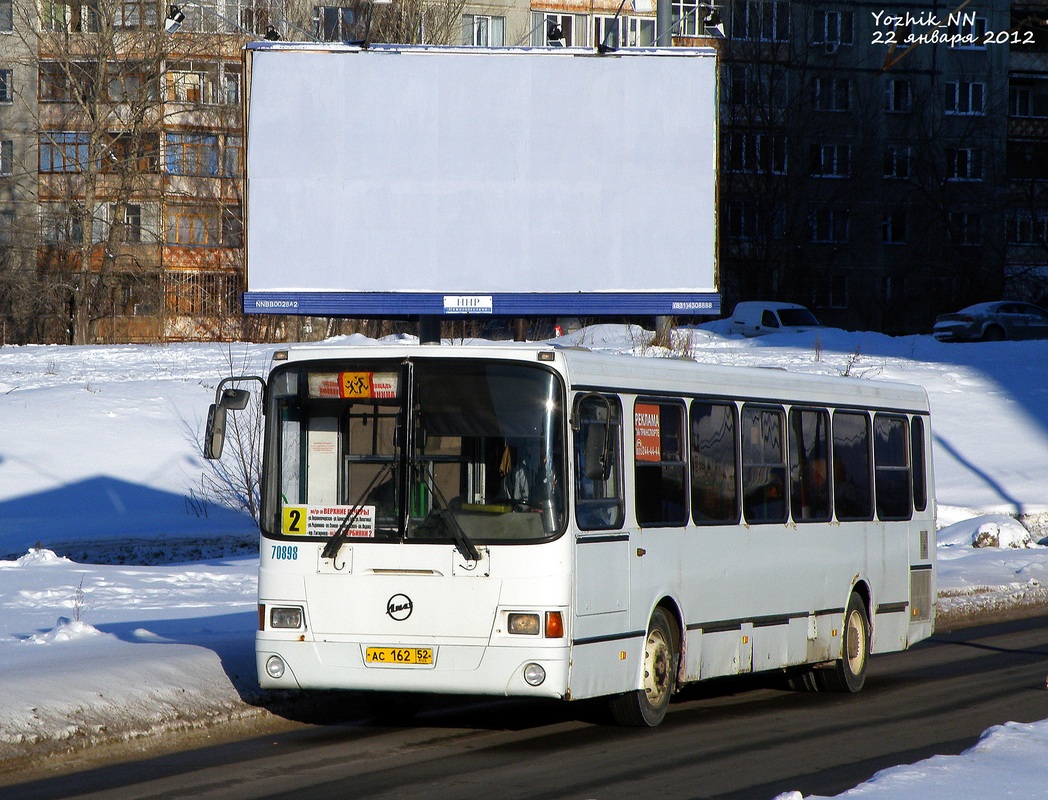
282;505;376;537
307;372;398;399
635;403;662;462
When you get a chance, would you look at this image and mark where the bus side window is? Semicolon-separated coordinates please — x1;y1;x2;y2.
634;399;688;527
790;407;831;522
874;414;912;520
833;410;873;521
574;395;624;530
690;400;739;524
911;416;928;512
741;404;787;524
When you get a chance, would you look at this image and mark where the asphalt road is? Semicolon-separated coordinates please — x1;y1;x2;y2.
8;616;1048;800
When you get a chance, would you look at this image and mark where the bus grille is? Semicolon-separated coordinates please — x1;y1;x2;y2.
910;568;933;623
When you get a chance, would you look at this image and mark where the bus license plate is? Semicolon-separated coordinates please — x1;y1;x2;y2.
365;647;434;666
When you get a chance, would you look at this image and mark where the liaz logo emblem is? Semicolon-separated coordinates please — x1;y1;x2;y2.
386;593;413;621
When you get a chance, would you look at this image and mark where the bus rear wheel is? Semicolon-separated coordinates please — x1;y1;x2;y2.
818;593;869;693
609;607;678;727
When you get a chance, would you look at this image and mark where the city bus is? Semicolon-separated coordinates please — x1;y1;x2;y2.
205;342;935;726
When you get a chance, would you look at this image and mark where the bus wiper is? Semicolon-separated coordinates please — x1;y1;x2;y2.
443;508;480;563
321;463;394;561
411;462;479;563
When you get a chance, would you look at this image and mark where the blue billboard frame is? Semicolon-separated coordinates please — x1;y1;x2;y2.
242;291;721;317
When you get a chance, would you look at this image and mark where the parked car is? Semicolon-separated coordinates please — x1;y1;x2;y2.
729;301;823;337
932;301;1048;342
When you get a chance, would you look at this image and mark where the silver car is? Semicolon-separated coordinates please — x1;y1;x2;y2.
932;301;1048;342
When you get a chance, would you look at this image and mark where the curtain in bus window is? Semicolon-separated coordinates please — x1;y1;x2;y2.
741;404;787;523
634;401;687;527
833;411;873;520
574;395;624;530
790;408;831;522
690;400;739;524
874;414;912;520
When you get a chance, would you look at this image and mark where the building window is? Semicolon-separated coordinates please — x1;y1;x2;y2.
884;145;912;178
0;209;12;245
0;0;12;32
809;207;849;242
947;14;987;48
531;12;583;46
40;203;85;244
674;0;716;37
948;211;982;245
1006;210;1048;245
222;205;243;247
884;79;911;112
945;80;984;114
729;64;788;108
165;270;241;317
1008;141;1048;180
946;147;983;181
462;14;505;46
594;14;655;48
1010;80;1048;118
813;10;853;45
166;62;240;105
39;61;97;103
316;5;366;41
40;132;90;173
728;200;784;241
811;143;850;177
106;132;159;173
108;61;157;103
41;0;101;32
115;0;158;28
882;210;907;244
0;69;11;104
167;204;219;246
733;0;790;42
729;131;787;174
165;204;242;247
165;132;240;177
812;76;851;111
0;139;11;176
815;274;848;309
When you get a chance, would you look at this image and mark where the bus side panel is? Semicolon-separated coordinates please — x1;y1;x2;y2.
569;535;634;699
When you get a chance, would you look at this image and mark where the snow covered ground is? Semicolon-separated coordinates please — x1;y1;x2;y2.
2;326;1047;796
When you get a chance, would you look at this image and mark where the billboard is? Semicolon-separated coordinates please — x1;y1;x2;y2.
243;43;719;317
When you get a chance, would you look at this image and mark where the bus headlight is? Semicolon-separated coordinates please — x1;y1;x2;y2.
508;613;540;635
270;607;304;629
266;655;286;679
523;663;546;686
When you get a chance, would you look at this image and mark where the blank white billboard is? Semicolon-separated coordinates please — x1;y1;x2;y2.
244;44;719;316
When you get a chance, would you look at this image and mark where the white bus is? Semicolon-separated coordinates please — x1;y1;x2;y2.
205;343;935;726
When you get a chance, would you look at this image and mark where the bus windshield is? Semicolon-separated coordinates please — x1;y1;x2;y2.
262;358;566;545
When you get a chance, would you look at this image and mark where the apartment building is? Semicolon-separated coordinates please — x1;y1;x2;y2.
2;1;1046;341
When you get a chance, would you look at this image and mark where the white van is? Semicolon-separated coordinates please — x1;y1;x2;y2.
730;301;823;337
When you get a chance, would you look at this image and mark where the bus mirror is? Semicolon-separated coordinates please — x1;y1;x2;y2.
204;403;227;460
583;423;610;480
220;388;251;410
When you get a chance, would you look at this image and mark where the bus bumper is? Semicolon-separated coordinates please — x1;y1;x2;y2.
256;636;570;699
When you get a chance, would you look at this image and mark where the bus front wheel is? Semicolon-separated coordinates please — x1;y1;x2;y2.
819;593;870;693
609;607;678;727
